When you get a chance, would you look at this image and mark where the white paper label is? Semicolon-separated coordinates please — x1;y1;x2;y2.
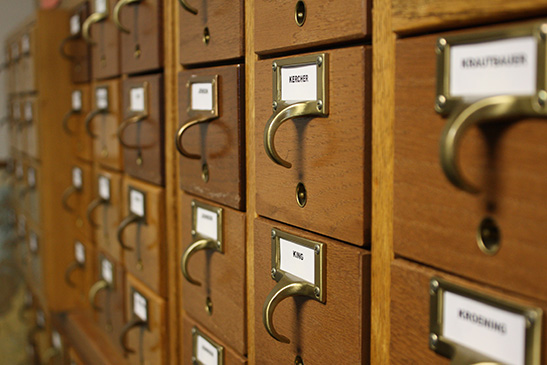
24;102;33;122
21;34;30;54
36;310;45;328
133;291;147;321
96;88;108;109
195;207;218;241
52;331;62;350
98;176;110;200
15;162;23;179
72;167;83;188
450;37;537;100
281;64;318;102
101;258;113;284
196;334;220;365
191;83;213;111
29;231;38;253
11;42;19;59
72;90;82;111
130;87;145;112
95;0;107;13
279;237;315;284
442;291;526;365
129;189;145;217
27;167;36;187
75;241;85;264
13;102;20;120
70;14;80;35
17;214;26;236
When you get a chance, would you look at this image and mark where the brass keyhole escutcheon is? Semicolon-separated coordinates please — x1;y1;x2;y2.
294;355;304;365
137;260;143;271
203;27;210;45
134;44;141;59
294;1;306;27
201;163;209;183
476;217;501;255
205;296;213;315
136;156;143;166
296;182;307;207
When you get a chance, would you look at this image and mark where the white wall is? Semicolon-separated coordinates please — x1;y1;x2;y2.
0;0;36;161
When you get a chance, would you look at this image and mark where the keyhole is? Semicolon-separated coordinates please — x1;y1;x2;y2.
201;163;209;182
205;297;213;315
203;27;210;45
134;44;141;59
296;182;307;207
295;355;304;365
295;1;306;27
476;217;501;255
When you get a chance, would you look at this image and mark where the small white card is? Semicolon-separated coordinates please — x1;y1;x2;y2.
36;310;45;328
24;102;33;122
27;167;36;187
98;176;110;200
21;34;30;54
281;64;318;102
96;88;108;109
279;237;315;284
95;0;107;13
72;90;82;111
129;189;145;217
72;167;83;189
52;331;62;350
70;14;80;35
29;231;38;254
133;291;148;321
191;83;213;111
130;87;145;112
101;258;113;284
75;241;85;264
196;334;220;365
195;207;218;241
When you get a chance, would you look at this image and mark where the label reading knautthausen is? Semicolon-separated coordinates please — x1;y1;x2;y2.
450;37;537;99
191;83;213;111
195;207;218;241
443;291;526;365
279;238;315;284
196;334;219;365
281;64;317;102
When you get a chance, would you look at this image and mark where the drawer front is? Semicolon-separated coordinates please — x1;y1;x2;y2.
179;193;246;354
66;2;92;83
23;96;39;160
182;314;247;364
255;46;371;246
121;74;164;186
62;164;94;242
124;274;167;364
178;0;244;65
178;64;245;210
254;217;370;364
254;0;370;55
391;259;547;364
393;23;547;301
87;0;120;79
118;0;163;74
120;177;166;296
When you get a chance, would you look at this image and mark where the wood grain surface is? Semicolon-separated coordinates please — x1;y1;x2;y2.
90;0;120;80
68;2;91;83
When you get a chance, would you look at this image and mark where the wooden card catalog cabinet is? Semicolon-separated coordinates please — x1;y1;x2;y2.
178;0;244;65
255;47;371;246
177;65;245;210
120;74;164;186
60;2;91;83
393;20;547;302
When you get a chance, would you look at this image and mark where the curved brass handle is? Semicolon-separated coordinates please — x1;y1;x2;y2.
59;34;79;60
264;102;325;168
64;260;83;288
178;0;198;15
119;316;147;355
450;345;502;365
175;116;216;159
89;279;109;311
262;276;316;343
116;214;142;251
84;109;104;139
113;0;142;33
180;239;217;286
440;95;535;194
41;347;60;363
61;185;79;212
117;113;148;149
62;109;79;136
86;197;107;228
82;12;108;45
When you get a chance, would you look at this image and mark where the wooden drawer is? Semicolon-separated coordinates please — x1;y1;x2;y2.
393;22;547;302
62;164;94;242
253;217;370;364
391;259;547;364
178;0;244;65
64;86;94;163
61;2;92;83
177;64;245;210
182;314;247;364
64;239;96;312
121;74;164;186
255;46;371;246
123;274;167;364
179;193;246;355
116;0;163;74
119;177;166;296
254;0;370;55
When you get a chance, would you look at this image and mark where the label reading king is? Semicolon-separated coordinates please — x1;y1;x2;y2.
442;291;527;365
70;14;80;35
27;167;36;187
281;64;318;102
450;37;537;99
133;291;147;321
196;334;220;365
191;82;213;111
130;87;145;112
72;90;82;111
195;207;218;241
96;88;108;109
75;241;85;264
98;176;110;200
129;189;145;217
72;167;82;188
95;0;107;13
29;232;38;253
101;258;113;284
279;237;315;284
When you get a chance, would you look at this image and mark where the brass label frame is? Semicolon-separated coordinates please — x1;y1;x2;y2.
130;287;150;330
97;174;111;202
95;86;110;110
429;277;542;364
127;186;147;222
270;228;326;303
186;75;219;118
435;22;547;116
128;81;149;115
192;326;224;365
191;199;223;251
98;254;116;289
